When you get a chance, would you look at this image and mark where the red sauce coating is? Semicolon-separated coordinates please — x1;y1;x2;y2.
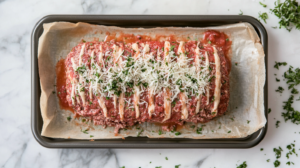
56;30;231;133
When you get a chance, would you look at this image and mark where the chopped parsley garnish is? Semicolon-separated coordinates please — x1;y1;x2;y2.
258;12;268;23
190;125;195;129
67;116;72;121
90;135;94;138
76;65;87;74
259;2;267;7
165;157;168;160
275;86;284;93
175;164;181;168
260;148;264;151
284;66;300;89
174;132;181;136
286;161;294;165
137;129;144;137
158;130;162;135
276;78;280;82
282;95;300;124
196;127;202;134
276;120;280;128
268;108;271;114
170;45;175;51
208;40;211;44
273;146;283;159
270;0;300;31
274;160;280;167
286;143;297;159
226;38;229;41
82;129;89;134
247;120;250;124
267;159;270;162
291;88;299;94
236;161;247;168
228;130;231;133
239;10;243;15
235;62;238;66
274;61;287;69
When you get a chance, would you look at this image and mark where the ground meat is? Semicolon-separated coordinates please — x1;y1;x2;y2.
61;31;231;131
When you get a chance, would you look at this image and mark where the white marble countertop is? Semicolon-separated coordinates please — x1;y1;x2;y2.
1;0;300;167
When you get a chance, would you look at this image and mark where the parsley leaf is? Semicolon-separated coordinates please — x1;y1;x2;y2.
273;147;283;159
274;61;287;69
276;86;284;93
270;0;300;31
175;164;181;168
274;160;281;167
259;2;267;7
239;10;243;15
236;161;247;168
276;120;280;128
259;12;268;23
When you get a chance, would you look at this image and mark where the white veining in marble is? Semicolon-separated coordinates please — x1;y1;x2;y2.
1;0;300;167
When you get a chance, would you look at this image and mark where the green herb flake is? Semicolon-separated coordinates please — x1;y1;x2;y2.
175;132;181;136
90;135;94;138
165;157;168;160
258;12;268;23
190;125;195;129
208;40;211;44
137;129;144;137
175;164;181;168
158;130;162;135
226;38;229;41
276;86;284;93
291;88;299;94
276;78;280;82
196;127;203;134
236;161;247;168
67;116;72;121
268;108;271;114
273;147;283;159
267;159;270;162
260;148;264;151
274;160;280;167
228;130;231;133
239;10;243;15
276;120;280;128
274;61;287;69
259;2;267;7
82;129;89;134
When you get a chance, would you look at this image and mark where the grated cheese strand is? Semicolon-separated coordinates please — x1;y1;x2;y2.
195;42;202;114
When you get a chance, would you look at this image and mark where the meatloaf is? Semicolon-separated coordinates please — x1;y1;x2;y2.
61;31;230;132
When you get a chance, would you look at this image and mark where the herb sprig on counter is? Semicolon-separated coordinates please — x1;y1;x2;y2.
259;12;269;23
270;0;300;31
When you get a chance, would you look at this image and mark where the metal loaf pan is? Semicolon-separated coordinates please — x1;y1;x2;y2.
31;15;268;148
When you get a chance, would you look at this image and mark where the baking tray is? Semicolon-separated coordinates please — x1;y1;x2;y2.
31;15;268;148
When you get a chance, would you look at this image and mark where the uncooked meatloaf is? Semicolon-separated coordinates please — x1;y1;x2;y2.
61;31;230;132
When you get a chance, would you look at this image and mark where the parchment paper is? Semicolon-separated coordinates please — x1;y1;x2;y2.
38;22;266;139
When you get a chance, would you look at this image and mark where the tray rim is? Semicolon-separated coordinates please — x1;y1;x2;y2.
31;14;268;148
